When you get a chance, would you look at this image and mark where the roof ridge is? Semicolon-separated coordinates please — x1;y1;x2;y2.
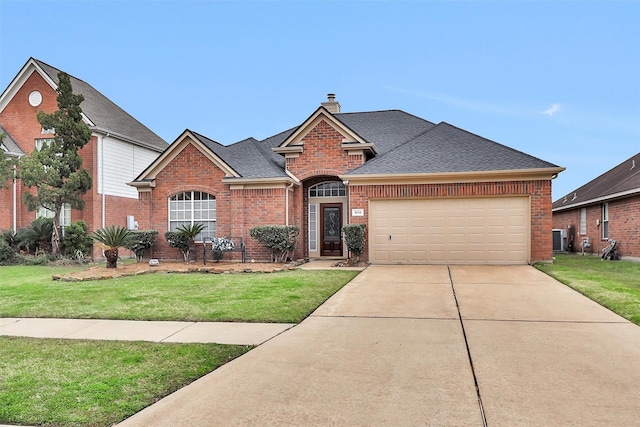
188;129;224;147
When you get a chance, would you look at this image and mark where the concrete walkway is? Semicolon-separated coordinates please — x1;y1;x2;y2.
116;265;640;426
0;318;294;345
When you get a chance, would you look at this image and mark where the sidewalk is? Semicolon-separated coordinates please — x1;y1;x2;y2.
0;318;294;345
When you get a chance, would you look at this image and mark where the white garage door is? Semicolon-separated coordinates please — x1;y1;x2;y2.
369;197;530;265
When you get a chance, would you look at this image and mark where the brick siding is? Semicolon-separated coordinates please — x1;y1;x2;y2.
553;195;640;259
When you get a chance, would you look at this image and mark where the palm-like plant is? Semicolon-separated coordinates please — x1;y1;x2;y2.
92;225;132;268
175;223;206;262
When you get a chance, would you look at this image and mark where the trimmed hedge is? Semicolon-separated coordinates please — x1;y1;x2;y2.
249;225;299;263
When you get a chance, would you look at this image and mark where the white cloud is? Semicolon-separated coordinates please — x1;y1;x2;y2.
541;103;561;116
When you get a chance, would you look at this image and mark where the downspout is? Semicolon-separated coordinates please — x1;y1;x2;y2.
100;133;109;228
12;163;17;230
285;182;294;225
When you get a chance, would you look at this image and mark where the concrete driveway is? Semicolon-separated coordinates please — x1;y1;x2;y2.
118;265;640;426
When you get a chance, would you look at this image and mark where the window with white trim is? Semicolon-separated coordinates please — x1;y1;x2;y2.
309;182;346;197
309;204;317;251
37;204;71;227
579;208;587;235
35;138;55;151
601;203;609;239
168;191;216;241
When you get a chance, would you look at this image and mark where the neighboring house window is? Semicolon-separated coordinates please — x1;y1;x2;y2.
37;204;71;227
579;208;587;235
168;191;216;241
309;182;346;197
601;203;609;239
309;204;317;251
41;127;55;134
35;138;55;151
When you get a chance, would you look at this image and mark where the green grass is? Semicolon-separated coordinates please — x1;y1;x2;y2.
0;264;359;426
0;266;360;323
0;337;251;427
535;254;640;325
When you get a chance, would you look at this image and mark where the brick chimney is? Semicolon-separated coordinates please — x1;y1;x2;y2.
321;93;341;113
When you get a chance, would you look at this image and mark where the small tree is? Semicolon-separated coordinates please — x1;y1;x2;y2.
343;223;366;265
92;225;132;268
19;72;92;256
250;225;299;263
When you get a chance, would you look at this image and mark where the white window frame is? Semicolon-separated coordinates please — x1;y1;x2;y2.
37;204;71;227
309;181;346;198
309;203;318;252
579;208;587;235
168;191;216;242
601;203;609;239
35;138;55;151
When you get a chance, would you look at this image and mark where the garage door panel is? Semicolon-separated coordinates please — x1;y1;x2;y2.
370;197;530;265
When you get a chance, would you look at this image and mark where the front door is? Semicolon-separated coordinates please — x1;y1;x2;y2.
320;203;343;256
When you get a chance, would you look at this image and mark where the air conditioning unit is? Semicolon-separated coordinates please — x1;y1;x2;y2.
552;229;567;252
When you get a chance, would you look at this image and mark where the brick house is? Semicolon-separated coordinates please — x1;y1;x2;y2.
552;152;639;260
0;58;168;256
131;94;564;264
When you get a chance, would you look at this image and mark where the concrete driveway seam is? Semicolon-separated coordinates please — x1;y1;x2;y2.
447;266;488;427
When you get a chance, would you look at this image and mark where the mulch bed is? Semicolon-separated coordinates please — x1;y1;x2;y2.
52;260;302;282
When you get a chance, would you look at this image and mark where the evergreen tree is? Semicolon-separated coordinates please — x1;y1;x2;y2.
0;133;16;189
19;72;92;255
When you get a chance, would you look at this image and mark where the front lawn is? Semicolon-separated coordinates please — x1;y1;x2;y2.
0;337;251;427
535;254;640;325
0;264;360;426
0;266;360;323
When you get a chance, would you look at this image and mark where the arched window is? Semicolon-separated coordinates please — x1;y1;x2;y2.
309;181;346;198
168;191;216;241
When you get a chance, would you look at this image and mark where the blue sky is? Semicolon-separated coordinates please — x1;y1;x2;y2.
1;1;638;200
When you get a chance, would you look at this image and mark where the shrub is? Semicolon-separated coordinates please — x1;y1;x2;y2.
249;225;299;263
343;223;366;264
163;224;207;262
125;230;158;262
164;231;191;262
61;220;93;259
92;225;132;268
210;237;235;263
0;238;15;263
1;228;19;249
19;217;53;255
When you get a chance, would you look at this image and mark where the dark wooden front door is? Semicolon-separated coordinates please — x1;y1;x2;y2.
320;203;343;256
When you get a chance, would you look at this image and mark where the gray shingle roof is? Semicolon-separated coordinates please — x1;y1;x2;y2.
347;122;560;175
0;125;24;155
553;152;640;211
34;59;167;152
334;110;436;156
141;109;560;183
190;131;288;179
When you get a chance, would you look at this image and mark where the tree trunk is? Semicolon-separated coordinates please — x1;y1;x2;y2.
104;248;119;268
51;211;61;256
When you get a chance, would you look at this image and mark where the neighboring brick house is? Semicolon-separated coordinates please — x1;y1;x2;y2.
0;58;167;256
131;94;564;265
552;153;639;260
